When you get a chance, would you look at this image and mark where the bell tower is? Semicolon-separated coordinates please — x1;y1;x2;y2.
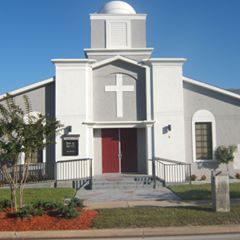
84;1;153;61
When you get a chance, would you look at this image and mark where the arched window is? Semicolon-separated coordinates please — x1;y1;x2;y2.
192;110;216;161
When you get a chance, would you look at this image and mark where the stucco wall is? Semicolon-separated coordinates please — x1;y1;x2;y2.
93;129;102;175
5;82;55;117
93;60;146;121
137;128;147;173
88;54;151;62
91;20;106;48
183;81;240;178
54;62;92;162
14;85;44;114
90;19;146;49
131;20;146;48
1;82;56;164
150;61;186;163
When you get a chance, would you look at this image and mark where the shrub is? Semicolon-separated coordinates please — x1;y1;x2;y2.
17;205;44;219
68;198;84;209
235;173;240;179
215;145;237;168
17;206;32;218
32;200;59;210
56;205;79;219
31;208;44;216
0;199;11;209
200;175;207;181
191;174;197;181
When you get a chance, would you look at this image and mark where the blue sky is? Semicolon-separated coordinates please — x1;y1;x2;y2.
0;0;239;94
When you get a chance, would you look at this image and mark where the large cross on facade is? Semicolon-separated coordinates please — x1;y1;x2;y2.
105;74;134;118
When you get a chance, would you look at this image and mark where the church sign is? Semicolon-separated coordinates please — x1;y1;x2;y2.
62;135;79;156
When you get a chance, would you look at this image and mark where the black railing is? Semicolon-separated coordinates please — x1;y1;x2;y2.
151;157;191;187
0;158;93;187
0;162;55;185
56;158;92;181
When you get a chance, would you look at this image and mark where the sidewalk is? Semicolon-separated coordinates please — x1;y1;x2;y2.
84;198;240;209
1;225;240;239
84;199;198;209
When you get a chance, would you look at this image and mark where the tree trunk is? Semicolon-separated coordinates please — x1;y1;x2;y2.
19;164;29;208
19;186;24;208
10;185;17;212
1;165;18;212
19;152;31;208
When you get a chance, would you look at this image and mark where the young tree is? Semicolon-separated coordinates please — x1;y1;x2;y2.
215;145;237;172
0;94;61;211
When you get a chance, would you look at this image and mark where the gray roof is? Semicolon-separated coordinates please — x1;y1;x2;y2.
227;89;240;95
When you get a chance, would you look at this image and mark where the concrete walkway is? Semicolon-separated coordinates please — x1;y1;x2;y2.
75;187;200;209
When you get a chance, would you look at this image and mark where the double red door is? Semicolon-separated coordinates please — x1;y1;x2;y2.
102;128;137;173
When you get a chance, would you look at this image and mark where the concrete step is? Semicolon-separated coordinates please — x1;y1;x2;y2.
92;183;154;190
92;175;163;190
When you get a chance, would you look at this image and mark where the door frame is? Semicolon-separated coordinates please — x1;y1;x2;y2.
118;129;122;173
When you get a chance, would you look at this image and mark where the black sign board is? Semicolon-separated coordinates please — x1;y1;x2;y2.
62;136;79;156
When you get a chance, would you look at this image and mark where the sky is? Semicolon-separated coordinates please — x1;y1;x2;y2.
0;0;240;94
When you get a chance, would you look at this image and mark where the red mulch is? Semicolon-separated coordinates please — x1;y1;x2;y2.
0;209;98;231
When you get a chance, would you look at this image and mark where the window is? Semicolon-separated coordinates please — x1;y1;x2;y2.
195;122;213;160
192;109;216;161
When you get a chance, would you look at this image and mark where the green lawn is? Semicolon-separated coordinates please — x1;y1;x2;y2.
0;188;76;204
168;183;240;200
93;204;240;229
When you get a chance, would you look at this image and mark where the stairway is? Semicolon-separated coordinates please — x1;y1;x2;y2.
91;174;163;190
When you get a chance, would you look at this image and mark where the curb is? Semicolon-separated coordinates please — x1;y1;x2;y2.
0;225;240;239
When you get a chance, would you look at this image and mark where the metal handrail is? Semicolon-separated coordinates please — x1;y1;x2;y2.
56;158;93;182
151;157;191;187
155;157;190;165
0;158;93;186
56;158;91;164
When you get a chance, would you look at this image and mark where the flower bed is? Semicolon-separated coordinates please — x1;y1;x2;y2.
0;208;98;231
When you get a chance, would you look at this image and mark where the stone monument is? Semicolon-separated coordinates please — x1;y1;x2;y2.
211;171;230;212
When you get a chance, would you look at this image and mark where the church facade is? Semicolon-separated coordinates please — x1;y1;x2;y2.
1;1;240;181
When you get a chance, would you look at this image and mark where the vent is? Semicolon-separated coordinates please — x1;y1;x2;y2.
107;21;130;48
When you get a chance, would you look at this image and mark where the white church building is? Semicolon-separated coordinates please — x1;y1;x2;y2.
1;1;240;184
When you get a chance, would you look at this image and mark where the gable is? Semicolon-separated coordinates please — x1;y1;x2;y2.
0;80;55;117
92;55;146;70
183;80;240;113
183;76;240;101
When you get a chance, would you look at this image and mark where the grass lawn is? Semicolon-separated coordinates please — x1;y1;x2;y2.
168;183;240;200
93;204;240;229
0;188;76;204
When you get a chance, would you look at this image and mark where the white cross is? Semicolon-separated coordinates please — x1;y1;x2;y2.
105;74;134;118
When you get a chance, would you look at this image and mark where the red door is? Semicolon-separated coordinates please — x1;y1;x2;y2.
121;128;138;173
102;129;119;173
